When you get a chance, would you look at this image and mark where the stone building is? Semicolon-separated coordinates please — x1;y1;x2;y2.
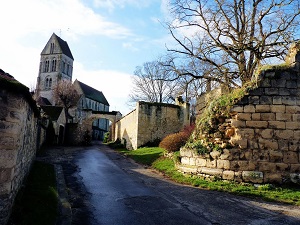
0;69;45;225
72;79;110;140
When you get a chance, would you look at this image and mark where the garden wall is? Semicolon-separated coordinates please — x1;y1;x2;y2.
0;72;43;225
115;98;190;149
179;45;300;184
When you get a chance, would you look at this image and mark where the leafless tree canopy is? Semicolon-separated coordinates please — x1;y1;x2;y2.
54;80;80;111
129;61;181;104
166;0;300;86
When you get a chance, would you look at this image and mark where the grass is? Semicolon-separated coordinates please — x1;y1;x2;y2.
116;146;300;206
8;161;58;225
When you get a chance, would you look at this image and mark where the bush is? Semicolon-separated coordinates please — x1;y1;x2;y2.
159;132;189;152
103;132;110;143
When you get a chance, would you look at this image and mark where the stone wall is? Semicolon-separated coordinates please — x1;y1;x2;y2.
114;99;190;150
179;48;300;185
0;76;43;224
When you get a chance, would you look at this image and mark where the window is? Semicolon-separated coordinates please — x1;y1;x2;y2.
44;60;50;72
67;64;69;75
50;43;54;54
45;77;52;89
51;59;57;72
62;61;65;74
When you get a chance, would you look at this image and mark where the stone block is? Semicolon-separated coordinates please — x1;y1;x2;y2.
278;140;289;151
201;167;223;177
279;88;290;96
210;151;221;159
290;164;300;173
283;152;299;164
178;165;198;174
243;105;255;113
269;150;283;162
242;171;264;183
236;113;251;121
274;130;294;140
246;121;268;128
273;96;282;105
271;79;286;87
292;114;300;122
294;131;300;140
234;171;243;182
282;96;297;105
276;163;289;172
268;121;285;129
286;80;298;88
290;173;300;184
0;150;17;168
258;139;278;150
0;182;11;195
286;122;300;130
260;96;273;105
264;173;282;183
189;157;196;166
258;162;276;172
220;149;231;160
260;78;271;87
231;106;243;113
252;150;270;161
265;88;279;95
217;160;230;169
239;150;253;160
249;96;260;104
251;113;260;120
276;113;292;121
206;160;217;168
0;136;14;150
260;129;274;139
270;105;285;113
260;113;275;121
289;140;300;152
286;106;300;114
256;105;270;113
231;120;246;128
195;158;207;167
181;157;190;165
222;170;235;180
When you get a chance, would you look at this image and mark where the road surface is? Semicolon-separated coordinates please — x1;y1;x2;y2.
44;143;300;225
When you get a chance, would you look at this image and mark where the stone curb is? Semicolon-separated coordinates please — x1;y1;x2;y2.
54;164;72;225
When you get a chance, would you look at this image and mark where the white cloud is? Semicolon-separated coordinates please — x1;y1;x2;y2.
93;0;151;11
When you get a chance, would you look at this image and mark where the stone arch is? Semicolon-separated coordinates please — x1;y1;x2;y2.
81;110;122;141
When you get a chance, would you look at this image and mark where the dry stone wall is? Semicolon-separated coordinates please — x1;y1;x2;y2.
0;85;43;225
179;48;300;184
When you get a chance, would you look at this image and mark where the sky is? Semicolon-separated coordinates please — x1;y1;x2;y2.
0;0;174;115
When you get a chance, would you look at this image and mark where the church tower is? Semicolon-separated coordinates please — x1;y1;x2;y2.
36;33;74;105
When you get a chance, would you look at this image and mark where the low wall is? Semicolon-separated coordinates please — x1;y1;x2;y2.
0;74;42;225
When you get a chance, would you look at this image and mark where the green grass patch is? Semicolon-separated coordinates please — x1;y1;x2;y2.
114;146;300;206
8;161;58;225
117;147;164;166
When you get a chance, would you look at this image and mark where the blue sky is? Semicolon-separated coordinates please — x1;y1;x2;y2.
0;0;173;115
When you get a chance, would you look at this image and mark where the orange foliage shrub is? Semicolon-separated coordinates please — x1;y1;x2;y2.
159;131;190;152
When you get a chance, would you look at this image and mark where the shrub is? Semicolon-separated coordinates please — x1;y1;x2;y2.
103;132;110;143
159;132;189;152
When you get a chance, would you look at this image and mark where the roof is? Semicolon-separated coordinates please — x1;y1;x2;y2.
41;33;74;60
76;80;109;106
0;69;40;117
36;97;52;106
41;105;64;121
54;33;74;60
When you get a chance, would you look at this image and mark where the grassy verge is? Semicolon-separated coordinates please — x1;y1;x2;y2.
116;147;300;206
8;161;58;225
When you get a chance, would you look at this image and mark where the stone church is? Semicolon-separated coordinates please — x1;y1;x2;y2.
35;33;110;142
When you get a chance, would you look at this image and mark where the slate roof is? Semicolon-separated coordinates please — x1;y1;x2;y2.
54;33;74;60
41;105;64;121
77;80;109;106
36;96;52;106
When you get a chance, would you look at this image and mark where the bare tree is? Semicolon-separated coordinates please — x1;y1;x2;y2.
129;60;181;104
54;80;80;120
166;0;300;86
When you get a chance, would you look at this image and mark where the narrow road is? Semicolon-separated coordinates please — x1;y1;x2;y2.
44;143;300;225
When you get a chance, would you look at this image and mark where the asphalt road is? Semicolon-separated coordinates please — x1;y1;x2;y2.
44;143;300;225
